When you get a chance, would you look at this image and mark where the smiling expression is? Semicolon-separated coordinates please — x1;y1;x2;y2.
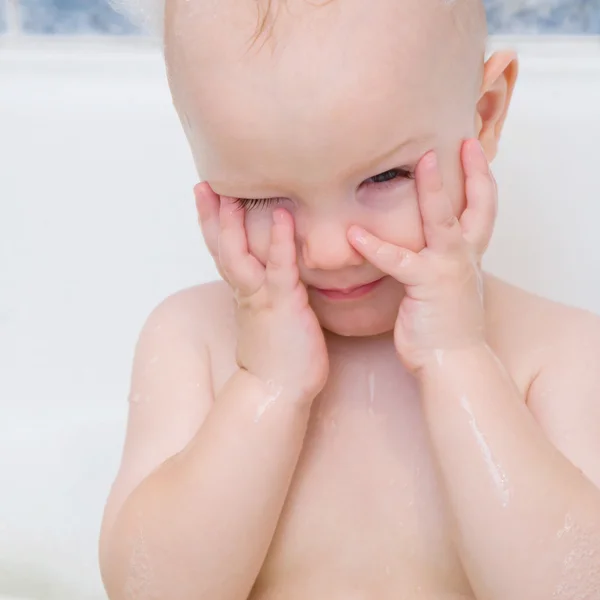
165;0;503;336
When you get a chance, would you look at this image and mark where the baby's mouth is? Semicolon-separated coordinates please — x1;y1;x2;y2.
312;277;386;300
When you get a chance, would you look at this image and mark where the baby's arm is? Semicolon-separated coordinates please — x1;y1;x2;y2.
99;289;312;600
417;309;600;600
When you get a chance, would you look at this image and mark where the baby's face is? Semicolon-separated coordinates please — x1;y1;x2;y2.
167;0;495;337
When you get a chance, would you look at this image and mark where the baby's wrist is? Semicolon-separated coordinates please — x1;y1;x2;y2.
415;342;492;380
236;367;319;408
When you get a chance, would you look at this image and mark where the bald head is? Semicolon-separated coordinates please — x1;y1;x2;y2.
162;0;488;184
112;0;486;48
164;0;487;63
114;0;518;340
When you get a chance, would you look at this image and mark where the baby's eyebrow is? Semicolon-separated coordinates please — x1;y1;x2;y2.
347;136;427;177
208;135;431;198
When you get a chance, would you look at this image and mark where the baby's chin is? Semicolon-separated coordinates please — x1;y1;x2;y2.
322;319;394;338
312;296;401;339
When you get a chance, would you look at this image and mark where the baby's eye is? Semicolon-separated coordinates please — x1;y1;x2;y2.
234;167;414;210
233;197;283;211
365;168;415;186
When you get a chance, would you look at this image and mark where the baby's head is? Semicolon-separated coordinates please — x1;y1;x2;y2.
116;0;517;338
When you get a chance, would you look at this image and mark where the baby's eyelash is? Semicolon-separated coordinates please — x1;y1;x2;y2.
233;197;282;211
234;168;414;211
364;167;415;186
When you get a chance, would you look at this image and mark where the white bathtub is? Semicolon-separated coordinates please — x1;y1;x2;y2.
1;37;599;599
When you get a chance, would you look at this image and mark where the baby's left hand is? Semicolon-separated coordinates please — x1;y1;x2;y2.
349;140;497;374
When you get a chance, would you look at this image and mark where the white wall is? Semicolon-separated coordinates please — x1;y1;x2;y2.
0;38;599;599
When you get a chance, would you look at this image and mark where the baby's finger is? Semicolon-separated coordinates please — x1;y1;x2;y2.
194;183;221;265
459;140;497;254
266;209;299;298
348;226;425;286
218;198;264;294
416;151;463;253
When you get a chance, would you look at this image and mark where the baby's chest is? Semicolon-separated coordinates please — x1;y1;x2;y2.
257;364;471;594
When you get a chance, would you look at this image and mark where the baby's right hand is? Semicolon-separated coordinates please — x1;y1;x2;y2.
195;184;329;403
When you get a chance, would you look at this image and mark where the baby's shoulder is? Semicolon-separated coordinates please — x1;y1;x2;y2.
486;273;600;342
485;273;600;391
142;279;236;354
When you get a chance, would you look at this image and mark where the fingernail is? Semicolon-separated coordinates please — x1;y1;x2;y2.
421;151;443;189
424;151;438;171
348;227;365;244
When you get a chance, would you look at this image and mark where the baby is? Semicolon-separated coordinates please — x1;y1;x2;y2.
99;1;600;599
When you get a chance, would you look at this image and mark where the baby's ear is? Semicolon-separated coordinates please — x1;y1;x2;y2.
476;51;519;162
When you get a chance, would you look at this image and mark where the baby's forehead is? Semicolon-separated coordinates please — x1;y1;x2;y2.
167;0;485;91
164;0;486;153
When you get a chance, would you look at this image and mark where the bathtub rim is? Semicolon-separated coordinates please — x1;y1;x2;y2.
0;34;599;73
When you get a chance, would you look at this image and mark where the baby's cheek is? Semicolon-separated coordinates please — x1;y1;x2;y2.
245;210;273;264
367;195;425;253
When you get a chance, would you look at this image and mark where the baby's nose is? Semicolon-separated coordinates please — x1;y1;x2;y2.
299;218;364;271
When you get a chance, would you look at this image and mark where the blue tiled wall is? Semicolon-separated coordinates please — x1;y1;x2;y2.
487;0;600;34
0;0;6;33
0;0;598;35
20;0;136;34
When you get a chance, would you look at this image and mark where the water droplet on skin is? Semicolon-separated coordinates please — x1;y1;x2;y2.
124;516;155;599
143;356;159;375
367;369;376;415
385;565;391;576
129;392;153;405
368;371;375;402
476;269;484;301
552;517;600;599
538;386;554;400
254;380;282;423
557;513;574;539
232;289;242;307
460;394;510;508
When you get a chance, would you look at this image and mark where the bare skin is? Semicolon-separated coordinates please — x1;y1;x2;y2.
100;274;600;600
99;1;600;599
